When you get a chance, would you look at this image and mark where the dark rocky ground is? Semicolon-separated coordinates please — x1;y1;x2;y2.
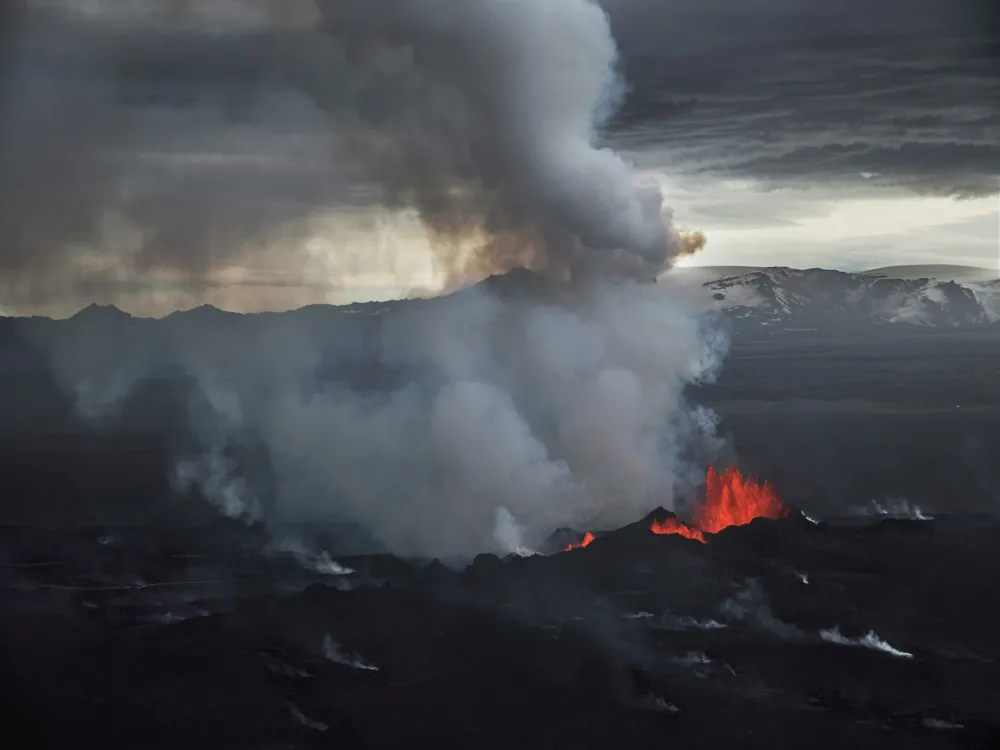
2;510;999;749
1;310;999;748
697;327;1000;518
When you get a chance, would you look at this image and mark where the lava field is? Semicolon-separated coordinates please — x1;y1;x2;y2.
3;480;998;749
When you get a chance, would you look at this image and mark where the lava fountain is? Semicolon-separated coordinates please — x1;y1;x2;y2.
651;465;790;543
693;465;790;534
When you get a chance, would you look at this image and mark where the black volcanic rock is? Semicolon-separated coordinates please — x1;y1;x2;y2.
4;511;1000;748
629;506;689;531
708;512;826;568
69;303;132;323
481;267;565;299
164;303;238;321
541;527;594;554
462;552;505;584
481;266;656;307
419;558;455;584
336;553;416;583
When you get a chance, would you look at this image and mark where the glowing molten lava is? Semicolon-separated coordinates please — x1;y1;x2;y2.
695;466;790;533
565;467;788;553
651;466;790;543
565;531;596;552
650;517;705;543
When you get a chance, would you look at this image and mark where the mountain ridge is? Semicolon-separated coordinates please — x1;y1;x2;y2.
2;266;998;329
704;266;998;328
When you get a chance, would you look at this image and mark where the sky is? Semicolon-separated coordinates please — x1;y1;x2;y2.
0;0;997;316
603;1;1000;271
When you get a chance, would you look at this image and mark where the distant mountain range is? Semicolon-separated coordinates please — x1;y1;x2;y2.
677;265;999;329
2;266;998;336
859;265;998;283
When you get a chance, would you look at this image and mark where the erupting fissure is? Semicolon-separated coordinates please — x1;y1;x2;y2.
565;531;596;552
653;466;789;543
566;466;789;551
694;466;790;534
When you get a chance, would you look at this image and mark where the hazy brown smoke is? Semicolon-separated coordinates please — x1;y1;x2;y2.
0;0;704;315
20;1;725;559
309;0;695;283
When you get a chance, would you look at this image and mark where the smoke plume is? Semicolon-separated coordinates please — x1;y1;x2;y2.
307;0;702;279
0;0;703;315
39;273;726;558
11;0;728;558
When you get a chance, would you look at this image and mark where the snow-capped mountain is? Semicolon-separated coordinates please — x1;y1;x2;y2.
967;279;1000;323
700;267;996;328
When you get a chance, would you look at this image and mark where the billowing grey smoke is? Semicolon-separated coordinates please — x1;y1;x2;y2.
307;0;698;277
16;0;727;558
0;0;703;315
45;276;726;558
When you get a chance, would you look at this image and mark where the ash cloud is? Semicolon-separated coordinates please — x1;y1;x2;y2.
604;0;999;200
257;277;725;557
0;0;702;314
14;1;728;558
39;275;726;559
306;0;699;278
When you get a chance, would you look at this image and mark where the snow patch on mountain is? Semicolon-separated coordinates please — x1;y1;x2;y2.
968;281;1000;322
703;268;992;328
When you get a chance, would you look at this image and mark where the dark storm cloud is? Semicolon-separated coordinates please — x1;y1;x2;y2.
708;143;1000;198
0;8;357;294
602;0;1000;198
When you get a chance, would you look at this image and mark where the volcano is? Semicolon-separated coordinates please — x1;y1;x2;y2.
566;466;791;548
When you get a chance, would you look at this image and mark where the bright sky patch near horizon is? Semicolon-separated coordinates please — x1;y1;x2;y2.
664;181;999;272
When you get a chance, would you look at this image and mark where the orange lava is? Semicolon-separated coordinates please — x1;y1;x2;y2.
695;466;790;533
565;467;788;552
651;466;789;542
565;531;596;552
650;516;705;543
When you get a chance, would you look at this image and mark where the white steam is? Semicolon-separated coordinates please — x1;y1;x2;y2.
171;450;262;522
287;704;329;733
269;537;354;576
25;0;728;558
720;579;802;639
493;507;536;558
43;276;725;558
257;279;725;556
819;627;914;659
863;497;933;521
322;633;379;671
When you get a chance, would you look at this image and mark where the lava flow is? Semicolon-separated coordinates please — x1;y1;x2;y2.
650;517;705;543
565;531;596;552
